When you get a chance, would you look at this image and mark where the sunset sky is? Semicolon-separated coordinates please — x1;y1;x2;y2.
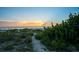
0;7;79;27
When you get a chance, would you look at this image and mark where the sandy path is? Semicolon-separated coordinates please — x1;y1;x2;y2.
32;33;48;52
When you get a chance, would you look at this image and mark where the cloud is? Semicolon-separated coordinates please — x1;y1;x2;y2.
0;21;44;27
0;20;55;27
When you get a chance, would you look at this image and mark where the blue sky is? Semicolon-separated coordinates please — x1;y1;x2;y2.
0;7;79;23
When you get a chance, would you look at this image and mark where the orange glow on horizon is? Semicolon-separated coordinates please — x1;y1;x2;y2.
17;21;44;27
0;20;57;27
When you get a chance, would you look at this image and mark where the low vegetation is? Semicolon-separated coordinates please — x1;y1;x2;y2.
0;28;33;52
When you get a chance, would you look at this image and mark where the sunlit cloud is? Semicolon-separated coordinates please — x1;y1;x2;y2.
0;20;51;27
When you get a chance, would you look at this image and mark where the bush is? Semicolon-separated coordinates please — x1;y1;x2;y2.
51;39;66;51
36;12;79;51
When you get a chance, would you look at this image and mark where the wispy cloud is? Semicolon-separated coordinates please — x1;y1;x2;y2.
0;21;52;27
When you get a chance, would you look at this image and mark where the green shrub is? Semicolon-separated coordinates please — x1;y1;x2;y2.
51;39;65;50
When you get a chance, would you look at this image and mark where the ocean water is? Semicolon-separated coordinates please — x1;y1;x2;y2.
0;26;44;30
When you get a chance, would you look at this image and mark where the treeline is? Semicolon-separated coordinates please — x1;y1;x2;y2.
36;13;79;51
